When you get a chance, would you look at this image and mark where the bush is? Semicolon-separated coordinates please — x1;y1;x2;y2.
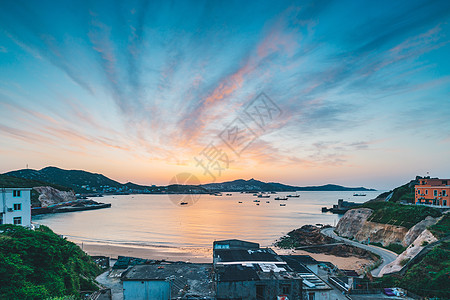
0;225;101;299
429;214;450;239
400;258;410;266
386;243;407;254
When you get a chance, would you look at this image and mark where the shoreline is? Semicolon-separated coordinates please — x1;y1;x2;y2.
75;240;372;271
76;241;213;263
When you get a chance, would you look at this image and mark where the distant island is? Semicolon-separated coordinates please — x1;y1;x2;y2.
200;178;375;192
2;166;375;196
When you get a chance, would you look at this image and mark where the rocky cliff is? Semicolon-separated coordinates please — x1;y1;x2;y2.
336;207;440;247
379;229;437;276
33;186;76;207
336;208;408;246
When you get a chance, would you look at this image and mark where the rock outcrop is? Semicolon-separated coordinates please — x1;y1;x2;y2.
379;229;437;276
335;208;373;238
33;186;76;207
402;216;439;247
336;208;409;246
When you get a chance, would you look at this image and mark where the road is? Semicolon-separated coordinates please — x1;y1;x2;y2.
321;227;398;277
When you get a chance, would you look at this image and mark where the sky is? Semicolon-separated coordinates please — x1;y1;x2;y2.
0;0;449;190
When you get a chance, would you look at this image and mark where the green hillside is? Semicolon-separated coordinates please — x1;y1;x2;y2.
0;174;73;207
5;166;123;193
360;201;441;229
379;241;450;298
0;225;101;300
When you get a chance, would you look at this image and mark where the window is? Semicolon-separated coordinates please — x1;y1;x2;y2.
417;189;420;194
443;190;447;197
444;200;447;206
308;292;315;300
13;217;21;225
282;284;290;294
256;285;265;300
13;203;21;211
426;190;428;195
13;190;21;197
434;190;438;197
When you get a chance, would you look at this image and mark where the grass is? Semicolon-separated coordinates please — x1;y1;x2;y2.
360;201;441;229
429;213;450;239
377;242;450;298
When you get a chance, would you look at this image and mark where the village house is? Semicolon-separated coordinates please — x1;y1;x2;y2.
415;178;450;207
121;239;332;300
0;188;32;227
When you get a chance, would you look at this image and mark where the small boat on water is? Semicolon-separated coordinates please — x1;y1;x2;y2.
286;193;300;198
180;202;188;205
257;194;270;198
280;203;286;206
238;201;243;203
274;197;288;200
253;193;258;196
256;203;260;205
253;199;260;202
226;193;232;196
266;201;270;203
353;193;366;196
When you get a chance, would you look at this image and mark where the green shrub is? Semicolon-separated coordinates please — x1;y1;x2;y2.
429;214;450;239
400;258;410;266
0;225;101;299
387;243;407;254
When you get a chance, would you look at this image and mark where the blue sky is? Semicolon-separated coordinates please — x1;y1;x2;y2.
0;0;449;189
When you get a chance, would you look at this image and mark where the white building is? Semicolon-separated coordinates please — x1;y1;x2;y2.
0;188;32;227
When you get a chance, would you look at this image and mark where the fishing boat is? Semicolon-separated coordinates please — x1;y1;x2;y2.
266;201;270;203
253;199;260;202
353;193;366;196
257;194;270;198
274;197;288;200
238;201;242;203
180;202;188;205
226;193;232;196
280;203;286;206
286;193;300;198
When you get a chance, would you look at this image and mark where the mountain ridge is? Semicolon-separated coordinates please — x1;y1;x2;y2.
4;167;376;193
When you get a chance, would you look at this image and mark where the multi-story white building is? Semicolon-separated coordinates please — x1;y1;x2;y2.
0;188;32;227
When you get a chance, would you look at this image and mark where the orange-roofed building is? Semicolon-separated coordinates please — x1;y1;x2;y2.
415;178;450;207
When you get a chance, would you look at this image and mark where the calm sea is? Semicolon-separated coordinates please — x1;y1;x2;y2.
32;191;383;248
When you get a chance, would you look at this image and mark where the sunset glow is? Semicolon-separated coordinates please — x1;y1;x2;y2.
1;1;449;189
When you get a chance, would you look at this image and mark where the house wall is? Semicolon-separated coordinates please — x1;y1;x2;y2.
123;280;170;300
0;188;31;227
306;289;331;300
216;279;302;300
415;185;450;207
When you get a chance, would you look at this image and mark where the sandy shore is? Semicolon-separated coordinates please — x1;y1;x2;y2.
76;242;212;263
76;241;371;272
275;247;373;271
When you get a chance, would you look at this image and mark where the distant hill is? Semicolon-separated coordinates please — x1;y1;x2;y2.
0;173;72;191
201;178;375;192
4;167;375;194
0;174;74;206
5;166;123;193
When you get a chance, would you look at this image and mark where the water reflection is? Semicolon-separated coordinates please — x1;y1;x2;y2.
33;191;382;248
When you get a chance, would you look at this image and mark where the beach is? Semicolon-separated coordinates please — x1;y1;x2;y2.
77;241;372;271
76;242;213;263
